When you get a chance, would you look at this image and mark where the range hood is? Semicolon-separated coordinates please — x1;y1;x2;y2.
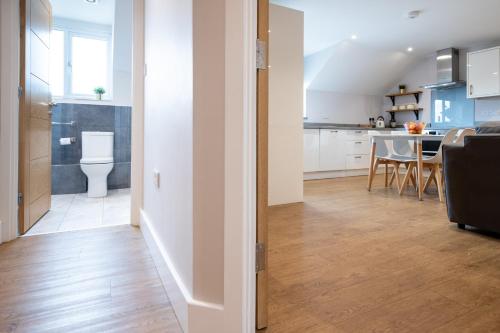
421;48;466;90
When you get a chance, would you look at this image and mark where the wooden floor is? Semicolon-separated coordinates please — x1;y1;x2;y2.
0;225;182;333
266;176;500;332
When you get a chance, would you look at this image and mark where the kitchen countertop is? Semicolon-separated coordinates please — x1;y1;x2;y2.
304;122;404;131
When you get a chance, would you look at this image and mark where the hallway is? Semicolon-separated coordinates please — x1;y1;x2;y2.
0;225;181;332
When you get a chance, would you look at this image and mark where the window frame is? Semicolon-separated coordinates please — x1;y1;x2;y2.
52;22;113;101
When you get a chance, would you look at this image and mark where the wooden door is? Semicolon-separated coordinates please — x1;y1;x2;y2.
256;0;269;329
19;0;52;234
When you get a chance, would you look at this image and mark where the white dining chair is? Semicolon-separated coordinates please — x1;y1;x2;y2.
399;129;460;201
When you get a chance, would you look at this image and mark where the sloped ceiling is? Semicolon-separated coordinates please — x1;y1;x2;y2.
305;41;419;95
272;0;500;95
51;0;115;25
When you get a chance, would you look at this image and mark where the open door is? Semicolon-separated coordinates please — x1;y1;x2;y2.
19;0;53;234
256;0;269;329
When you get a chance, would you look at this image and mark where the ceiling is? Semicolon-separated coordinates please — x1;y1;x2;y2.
51;0;115;25
271;0;500;58
271;0;500;95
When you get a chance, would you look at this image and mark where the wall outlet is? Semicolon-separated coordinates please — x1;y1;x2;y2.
153;169;160;189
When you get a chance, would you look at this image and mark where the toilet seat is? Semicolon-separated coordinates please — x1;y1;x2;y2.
80;157;114;164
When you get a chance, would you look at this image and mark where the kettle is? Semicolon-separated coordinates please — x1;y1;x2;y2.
376;116;385;128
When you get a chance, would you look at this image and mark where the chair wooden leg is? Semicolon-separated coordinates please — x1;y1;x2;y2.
399;162;415;195
389;162;398;187
434;164;445;203
406;163;417;190
384;163;389;187
423;166;436;192
368;158;379;191
393;163;402;190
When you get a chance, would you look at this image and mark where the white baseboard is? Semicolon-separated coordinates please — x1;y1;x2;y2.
140;210;224;333
304;168;385;180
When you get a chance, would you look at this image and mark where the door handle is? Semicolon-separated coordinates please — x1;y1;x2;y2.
49;102;57;107
469;85;473;96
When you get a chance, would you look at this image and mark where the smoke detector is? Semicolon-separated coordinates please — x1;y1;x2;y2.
407;10;421;19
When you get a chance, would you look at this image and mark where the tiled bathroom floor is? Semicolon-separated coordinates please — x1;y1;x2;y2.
26;189;131;236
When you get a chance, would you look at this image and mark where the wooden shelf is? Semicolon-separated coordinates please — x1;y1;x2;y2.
385;91;423;98
386;108;423;120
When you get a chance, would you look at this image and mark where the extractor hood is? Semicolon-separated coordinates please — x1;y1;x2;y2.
421;48;466;90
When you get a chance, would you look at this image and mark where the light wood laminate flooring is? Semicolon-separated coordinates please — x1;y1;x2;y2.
266;176;500;332
0;225;182;333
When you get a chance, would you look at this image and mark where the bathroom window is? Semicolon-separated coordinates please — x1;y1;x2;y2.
50;26;112;100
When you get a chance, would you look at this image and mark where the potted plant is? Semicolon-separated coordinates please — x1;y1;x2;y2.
94;87;106;100
399;84;406;94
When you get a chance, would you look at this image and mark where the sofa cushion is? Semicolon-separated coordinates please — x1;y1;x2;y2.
476;122;500;134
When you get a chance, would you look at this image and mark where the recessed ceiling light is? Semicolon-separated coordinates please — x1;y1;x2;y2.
407;47;414;52
407;10;421;19
84;0;98;3
351;34;358;40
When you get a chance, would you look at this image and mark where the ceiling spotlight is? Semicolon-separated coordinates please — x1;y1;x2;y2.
407;10;421;19
85;0;98;3
351;34;358;40
407;47;414;52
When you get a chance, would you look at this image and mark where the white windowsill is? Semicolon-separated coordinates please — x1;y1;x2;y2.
53;98;130;107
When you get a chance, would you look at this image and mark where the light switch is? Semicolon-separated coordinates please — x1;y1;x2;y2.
153;169;160;189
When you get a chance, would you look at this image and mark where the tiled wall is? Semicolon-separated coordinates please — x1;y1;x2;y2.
51;103;132;194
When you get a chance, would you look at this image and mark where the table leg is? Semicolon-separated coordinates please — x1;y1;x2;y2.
417;142;424;201
367;141;377;191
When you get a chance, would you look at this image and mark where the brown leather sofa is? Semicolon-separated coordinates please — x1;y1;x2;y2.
443;128;500;233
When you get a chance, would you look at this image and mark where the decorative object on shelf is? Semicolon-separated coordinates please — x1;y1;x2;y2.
94;87;106;100
404;121;426;134
385;90;423;120
392;105;398;111
399;105;407;110
399;84;406;94
407;103;416;110
390;120;397;128
376;116;385;128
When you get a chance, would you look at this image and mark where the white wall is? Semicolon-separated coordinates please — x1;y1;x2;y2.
143;0;194;329
0;0;20;243
268;5;304;206
306;90;384;124
112;0;133;106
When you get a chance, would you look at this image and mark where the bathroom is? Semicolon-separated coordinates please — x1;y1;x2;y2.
27;0;133;235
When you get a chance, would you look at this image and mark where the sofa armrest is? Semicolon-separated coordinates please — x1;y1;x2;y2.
443;144;467;223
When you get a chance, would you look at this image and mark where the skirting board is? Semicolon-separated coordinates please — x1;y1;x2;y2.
304;168;386;180
140;210;224;333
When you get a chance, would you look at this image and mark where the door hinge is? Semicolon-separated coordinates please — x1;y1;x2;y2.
256;39;267;70
18;86;23;98
18;192;23;205
256;242;266;273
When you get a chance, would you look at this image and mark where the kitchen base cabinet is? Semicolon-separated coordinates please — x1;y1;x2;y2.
319;130;346;171
304;129;320;172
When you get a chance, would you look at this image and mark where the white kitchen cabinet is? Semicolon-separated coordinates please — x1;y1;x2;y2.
319;129;346;171
346;154;370;170
304;129;320;172
467;47;500;98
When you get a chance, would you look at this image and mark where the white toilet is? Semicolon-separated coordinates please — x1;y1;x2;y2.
80;132;114;198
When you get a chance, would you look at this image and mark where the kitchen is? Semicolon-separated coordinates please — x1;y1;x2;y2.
264;1;500;331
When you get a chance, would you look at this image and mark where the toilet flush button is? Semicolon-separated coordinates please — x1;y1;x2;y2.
153;169;160;189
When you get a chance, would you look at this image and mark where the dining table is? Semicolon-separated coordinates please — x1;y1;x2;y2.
368;133;445;201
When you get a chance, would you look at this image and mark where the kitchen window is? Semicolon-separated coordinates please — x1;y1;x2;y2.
50;26;112;100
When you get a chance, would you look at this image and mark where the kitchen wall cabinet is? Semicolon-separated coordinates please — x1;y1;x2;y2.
304;129;320;172
319;129;346;171
467;47;500;98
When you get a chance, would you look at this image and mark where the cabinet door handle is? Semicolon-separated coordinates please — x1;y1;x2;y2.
355;131;362;134
470;84;473;96
354;156;362;159
330;130;338;133
355;142;363;144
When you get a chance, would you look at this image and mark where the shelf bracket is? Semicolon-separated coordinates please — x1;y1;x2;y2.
389;111;396;122
413;110;420;120
390;96;396;106
413;93;420;104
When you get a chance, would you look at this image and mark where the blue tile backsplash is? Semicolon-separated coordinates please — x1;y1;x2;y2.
51;103;132;194
431;86;475;129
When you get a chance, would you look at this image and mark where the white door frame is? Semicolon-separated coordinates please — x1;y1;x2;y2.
0;0;145;242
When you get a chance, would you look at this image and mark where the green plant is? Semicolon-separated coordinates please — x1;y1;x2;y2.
94;87;106;95
399;84;406;91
